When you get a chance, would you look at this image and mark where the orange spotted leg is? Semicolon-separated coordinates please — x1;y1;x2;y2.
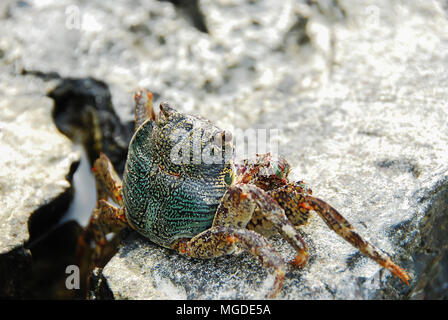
172;226;286;298
92;152;124;206
86;201;127;264
305;195;411;284
79;153;128;266
271;182;411;285
214;184;310;268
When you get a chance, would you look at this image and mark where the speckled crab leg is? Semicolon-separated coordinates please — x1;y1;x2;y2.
272;182;411;284
233;155;310;266
87;200;127;262
212;184;310;267
236;154;411;284
303;195;411;285
92;152;124;206
173;226;286;299
80;152;128;265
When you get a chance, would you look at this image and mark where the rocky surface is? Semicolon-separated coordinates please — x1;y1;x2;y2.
96;0;448;300
1;0;447;299
0;70;79;296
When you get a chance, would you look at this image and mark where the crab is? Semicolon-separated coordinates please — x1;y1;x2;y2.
83;89;411;298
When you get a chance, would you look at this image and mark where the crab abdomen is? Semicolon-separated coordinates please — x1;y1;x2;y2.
122;120;228;248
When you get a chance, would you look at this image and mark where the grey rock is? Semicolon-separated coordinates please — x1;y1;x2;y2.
93;0;448;299
1;0;447;299
0;70;79;296
0;0;323;125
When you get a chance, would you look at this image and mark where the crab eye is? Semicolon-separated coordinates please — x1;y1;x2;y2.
224;171;234;185
275;169;283;179
271;162;283;179
272;160;290;180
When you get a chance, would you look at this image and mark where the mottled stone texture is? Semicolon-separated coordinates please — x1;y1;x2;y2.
0;72;79;296
96;0;447;299
1;0;447;299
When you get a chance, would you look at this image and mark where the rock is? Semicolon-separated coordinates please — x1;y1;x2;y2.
93;0;448;299
1;0;447;299
0;70;79;297
0;0;323;126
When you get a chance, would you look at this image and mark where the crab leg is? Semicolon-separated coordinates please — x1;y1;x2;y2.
87;200;127;259
173;226;286;298
214;184;309;267
92;152;124;206
244;186;310;267
304;195;411;285
79;152;127;266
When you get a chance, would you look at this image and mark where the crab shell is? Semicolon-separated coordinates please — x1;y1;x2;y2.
122;104;234;248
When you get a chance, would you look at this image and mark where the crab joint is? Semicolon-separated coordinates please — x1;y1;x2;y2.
299;202;312;211
268;267;286;299
226;235;237;244
289;249;309;268
239;192;248;200
173;239;190;255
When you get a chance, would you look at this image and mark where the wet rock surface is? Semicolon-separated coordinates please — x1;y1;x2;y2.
1;0;447;299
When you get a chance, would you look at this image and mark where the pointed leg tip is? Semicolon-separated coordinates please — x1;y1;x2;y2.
268;268;285;299
387;262;411;285
398;271;412;286
398;273;411;286
289;250;309;268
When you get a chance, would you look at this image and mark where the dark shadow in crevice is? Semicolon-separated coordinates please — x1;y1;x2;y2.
22;69;133;174
405;184;448;299
159;0;209;34
17;70;134;299
48;77;133;174
22;221;87;299
0;247;32;298
26;160;79;243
